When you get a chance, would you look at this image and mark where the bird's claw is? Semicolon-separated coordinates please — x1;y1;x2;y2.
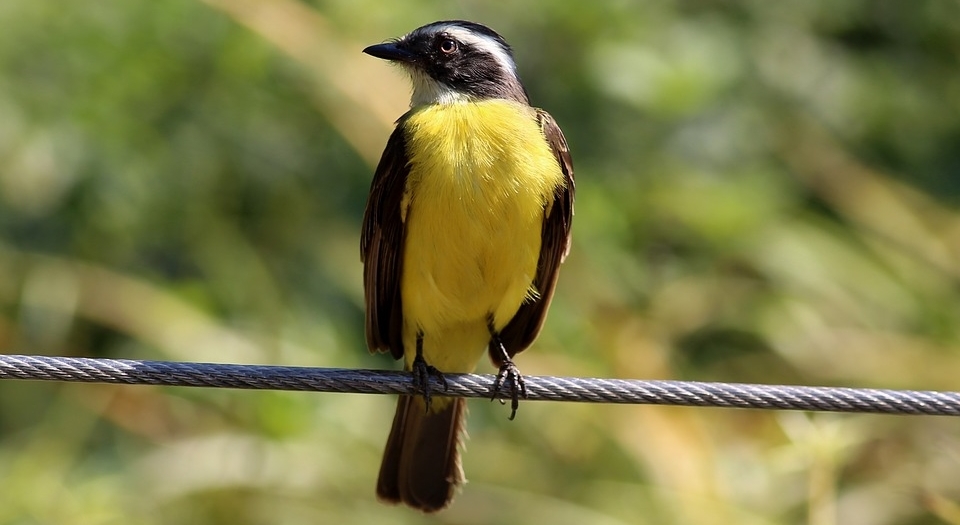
412;353;447;413
491;359;527;420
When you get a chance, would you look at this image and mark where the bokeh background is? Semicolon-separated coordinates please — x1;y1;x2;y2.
2;1;960;524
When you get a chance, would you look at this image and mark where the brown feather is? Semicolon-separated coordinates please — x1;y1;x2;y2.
376;396;466;512
361;119;412;359
364;119;468;512
493;109;575;365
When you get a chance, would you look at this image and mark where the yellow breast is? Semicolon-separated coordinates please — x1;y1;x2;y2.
399;100;563;361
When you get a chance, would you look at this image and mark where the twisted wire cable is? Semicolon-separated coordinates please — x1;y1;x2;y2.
0;354;957;416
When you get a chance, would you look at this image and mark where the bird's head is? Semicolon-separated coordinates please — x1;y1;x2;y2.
363;20;529;106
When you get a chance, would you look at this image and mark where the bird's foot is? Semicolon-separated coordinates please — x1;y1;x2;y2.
411;353;448;413
492;359;527;420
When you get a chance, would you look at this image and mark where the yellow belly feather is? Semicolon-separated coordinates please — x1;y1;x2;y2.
399;100;563;373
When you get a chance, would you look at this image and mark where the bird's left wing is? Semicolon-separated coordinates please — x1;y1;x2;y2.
494;109;575;363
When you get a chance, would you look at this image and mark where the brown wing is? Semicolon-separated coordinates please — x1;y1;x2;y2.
493;109;575;365
361;122;410;359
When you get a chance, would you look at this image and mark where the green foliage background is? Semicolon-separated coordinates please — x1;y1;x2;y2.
2;1;960;523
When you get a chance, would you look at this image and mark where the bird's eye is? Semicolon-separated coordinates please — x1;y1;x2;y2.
438;38;458;54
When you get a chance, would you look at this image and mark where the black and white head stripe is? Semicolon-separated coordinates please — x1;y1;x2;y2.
410;20;518;75
396;20;530;105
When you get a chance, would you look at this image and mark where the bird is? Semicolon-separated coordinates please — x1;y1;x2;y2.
360;20;575;512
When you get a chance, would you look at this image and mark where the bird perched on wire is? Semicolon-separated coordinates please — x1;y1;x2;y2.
361;20;575;512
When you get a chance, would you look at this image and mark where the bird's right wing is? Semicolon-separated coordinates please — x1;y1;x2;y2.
361;122;411;359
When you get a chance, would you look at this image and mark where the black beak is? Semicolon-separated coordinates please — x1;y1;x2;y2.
363;42;418;63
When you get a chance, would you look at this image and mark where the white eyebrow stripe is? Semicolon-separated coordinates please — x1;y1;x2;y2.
441;26;517;74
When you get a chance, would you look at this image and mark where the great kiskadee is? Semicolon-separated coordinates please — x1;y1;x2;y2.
361;20;575;512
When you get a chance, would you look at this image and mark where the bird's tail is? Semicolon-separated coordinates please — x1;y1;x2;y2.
376;394;466;512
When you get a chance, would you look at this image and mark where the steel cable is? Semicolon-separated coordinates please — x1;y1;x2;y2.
0;354;957;416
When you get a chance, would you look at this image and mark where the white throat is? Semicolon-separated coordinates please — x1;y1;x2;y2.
408;69;469;106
